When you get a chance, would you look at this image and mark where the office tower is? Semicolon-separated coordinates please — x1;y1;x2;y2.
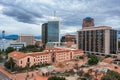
47;20;59;42
82;17;94;29
61;34;77;48
77;18;118;54
42;23;48;45
64;34;76;43
18;34;34;45
61;34;76;43
42;18;59;45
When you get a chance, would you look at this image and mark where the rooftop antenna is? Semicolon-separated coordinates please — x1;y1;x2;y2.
54;10;56;17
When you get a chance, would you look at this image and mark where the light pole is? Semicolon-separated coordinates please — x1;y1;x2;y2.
14;73;16;80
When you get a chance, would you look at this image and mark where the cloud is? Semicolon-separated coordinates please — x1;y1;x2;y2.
0;0;44;24
0;0;120;35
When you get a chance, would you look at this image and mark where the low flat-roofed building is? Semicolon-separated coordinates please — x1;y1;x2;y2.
10;42;26;50
0;39;14;50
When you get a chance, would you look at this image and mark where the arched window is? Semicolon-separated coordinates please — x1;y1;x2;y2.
27;58;30;62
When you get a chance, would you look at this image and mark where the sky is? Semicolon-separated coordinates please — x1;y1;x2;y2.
0;0;120;36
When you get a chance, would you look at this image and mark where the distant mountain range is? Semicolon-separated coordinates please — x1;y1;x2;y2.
0;35;41;40
0;31;120;40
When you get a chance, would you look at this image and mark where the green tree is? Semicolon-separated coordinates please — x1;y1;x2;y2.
105;55;111;58
19;47;27;52
79;78;87;80
84;73;91;78
4;57;15;71
48;76;66;80
5;47;15;54
88;54;99;65
19;45;44;52
101;70;120;80
0;49;2;57
0;49;2;55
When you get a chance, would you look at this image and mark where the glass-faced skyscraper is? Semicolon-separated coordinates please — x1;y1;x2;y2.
42;18;59;45
47;20;59;42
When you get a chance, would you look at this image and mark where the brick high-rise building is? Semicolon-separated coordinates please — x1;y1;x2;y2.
77;17;118;55
82;17;94;29
65;34;76;42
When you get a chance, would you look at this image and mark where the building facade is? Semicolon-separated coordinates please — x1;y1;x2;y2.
77;26;118;54
0;39;13;50
47;20;59;42
8;48;84;67
64;34;76;42
42;23;48;45
10;42;26;51
61;34;77;48
18;34;34;45
42;19;60;45
82;17;94;29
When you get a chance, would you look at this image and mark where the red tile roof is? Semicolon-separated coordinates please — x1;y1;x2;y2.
8;49;84;60
8;51;26;60
28;52;49;57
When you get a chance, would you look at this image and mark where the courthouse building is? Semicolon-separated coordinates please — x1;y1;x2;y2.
8;47;84;67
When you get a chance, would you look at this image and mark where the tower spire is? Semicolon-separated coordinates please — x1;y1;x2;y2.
54;11;56;17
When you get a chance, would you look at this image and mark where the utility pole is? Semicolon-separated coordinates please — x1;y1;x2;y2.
25;62;29;80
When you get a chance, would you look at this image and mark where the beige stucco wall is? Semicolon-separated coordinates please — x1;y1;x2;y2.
34;54;52;64
72;51;84;59
10;50;84;67
18;56;34;67
18;54;52;68
55;52;71;62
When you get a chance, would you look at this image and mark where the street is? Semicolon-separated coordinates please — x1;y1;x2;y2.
0;72;10;80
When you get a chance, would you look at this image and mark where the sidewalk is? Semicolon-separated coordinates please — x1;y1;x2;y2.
14;71;48;80
0;66;13;79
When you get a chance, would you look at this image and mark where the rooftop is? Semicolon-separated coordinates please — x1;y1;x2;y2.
103;57;114;63
78;26;114;31
8;51;26;60
28;52;49;57
19;34;34;36
84;17;93;19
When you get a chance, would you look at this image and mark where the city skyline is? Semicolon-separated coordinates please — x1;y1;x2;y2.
0;0;120;36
